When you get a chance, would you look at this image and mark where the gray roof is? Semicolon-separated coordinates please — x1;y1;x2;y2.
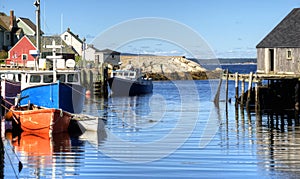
99;48;121;55
257;8;300;48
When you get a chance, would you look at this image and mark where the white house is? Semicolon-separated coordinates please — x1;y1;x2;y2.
84;45;120;66
61;28;84;56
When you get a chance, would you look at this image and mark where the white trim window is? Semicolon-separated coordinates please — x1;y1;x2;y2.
22;54;28;60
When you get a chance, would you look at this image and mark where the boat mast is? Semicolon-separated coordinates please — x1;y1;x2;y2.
34;0;41;70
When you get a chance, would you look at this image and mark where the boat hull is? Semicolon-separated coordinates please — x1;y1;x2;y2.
12;107;72;134
19;81;85;114
108;77;153;96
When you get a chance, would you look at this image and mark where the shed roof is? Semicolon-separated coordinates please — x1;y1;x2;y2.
257;8;300;48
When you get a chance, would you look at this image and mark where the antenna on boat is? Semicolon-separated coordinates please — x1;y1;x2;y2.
46;40;63;82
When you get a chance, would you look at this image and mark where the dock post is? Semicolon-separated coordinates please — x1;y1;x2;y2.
246;72;253;109
235;72;239;105
213;74;223;104
240;78;245;107
103;66;108;98
295;81;299;125
225;69;229;111
255;81;262;126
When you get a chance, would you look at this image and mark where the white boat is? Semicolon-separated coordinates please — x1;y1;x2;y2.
72;114;103;132
80;119;107;149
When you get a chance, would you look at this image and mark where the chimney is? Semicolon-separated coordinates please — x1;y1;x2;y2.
10;10;14;28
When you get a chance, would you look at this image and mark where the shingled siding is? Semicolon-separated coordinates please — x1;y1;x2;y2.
257;48;265;74
257;48;300;74
276;48;300;74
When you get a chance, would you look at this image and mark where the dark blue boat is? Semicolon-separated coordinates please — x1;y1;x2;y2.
108;70;153;96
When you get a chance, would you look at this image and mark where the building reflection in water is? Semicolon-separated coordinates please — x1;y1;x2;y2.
256;111;300;176
222;103;300;177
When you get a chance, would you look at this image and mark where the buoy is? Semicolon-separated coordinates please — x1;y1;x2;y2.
86;90;91;98
4;111;13;121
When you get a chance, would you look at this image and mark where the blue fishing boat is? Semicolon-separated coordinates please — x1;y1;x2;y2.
18;70;85;114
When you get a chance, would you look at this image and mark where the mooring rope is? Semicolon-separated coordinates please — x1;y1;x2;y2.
3;139;23;178
64;83;86;96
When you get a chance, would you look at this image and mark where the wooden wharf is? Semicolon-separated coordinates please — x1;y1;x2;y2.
217;70;300;126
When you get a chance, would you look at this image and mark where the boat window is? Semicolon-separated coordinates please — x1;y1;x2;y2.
129;72;135;77
7;74;14;81
30;75;41;83
57;74;66;82
17;74;21;82
67;74;78;82
124;72;129;76
43;75;54;83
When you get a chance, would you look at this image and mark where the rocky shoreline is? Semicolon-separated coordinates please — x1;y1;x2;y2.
120;55;222;80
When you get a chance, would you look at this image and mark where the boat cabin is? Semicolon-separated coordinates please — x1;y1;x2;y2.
21;70;81;90
0;71;22;82
112;70;137;80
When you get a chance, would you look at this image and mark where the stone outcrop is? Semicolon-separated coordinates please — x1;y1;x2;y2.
120;55;217;80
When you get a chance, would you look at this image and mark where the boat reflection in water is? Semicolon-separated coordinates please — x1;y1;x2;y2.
4;115;108;178
10;132;71;167
79;119;107;149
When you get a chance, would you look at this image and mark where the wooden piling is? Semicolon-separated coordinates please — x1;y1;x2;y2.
213;76;223;104
255;82;261;117
240;78;245;106
225;69;229;112
235;72;239;104
102;66;108;98
225;69;229;103
295;82;299;125
246;72;253;109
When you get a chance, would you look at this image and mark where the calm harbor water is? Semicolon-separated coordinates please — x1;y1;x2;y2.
2;65;300;178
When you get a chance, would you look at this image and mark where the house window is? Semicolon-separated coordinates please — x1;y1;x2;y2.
22;54;28;60
6;34;9;41
64;35;68;40
287;49;292;60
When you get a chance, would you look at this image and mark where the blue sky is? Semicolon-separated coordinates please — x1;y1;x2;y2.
1;0;300;58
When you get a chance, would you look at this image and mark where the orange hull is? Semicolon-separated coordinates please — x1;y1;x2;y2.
12;108;72;134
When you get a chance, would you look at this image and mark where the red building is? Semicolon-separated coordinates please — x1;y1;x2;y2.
6;36;36;66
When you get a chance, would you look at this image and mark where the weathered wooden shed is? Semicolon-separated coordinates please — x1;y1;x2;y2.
256;8;300;75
